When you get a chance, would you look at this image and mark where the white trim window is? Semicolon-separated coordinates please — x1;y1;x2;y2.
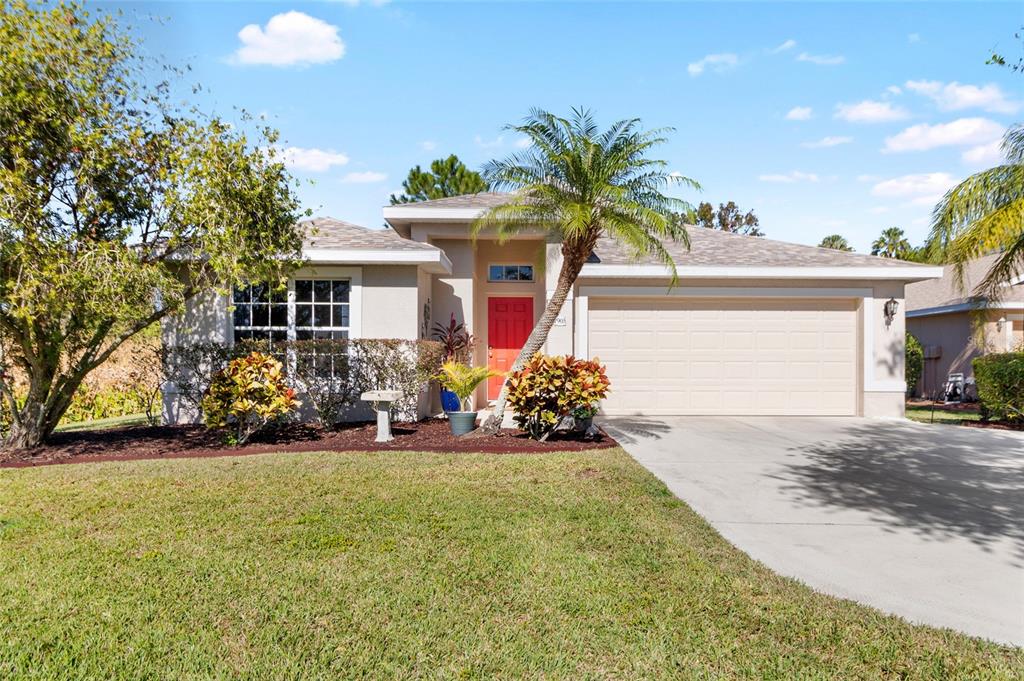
488;264;534;282
232;282;289;347
232;278;352;346
293;279;351;341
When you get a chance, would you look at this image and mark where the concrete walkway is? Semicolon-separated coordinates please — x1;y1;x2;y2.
602;416;1024;646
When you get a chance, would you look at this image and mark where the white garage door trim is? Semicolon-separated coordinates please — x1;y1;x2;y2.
577;286;901;394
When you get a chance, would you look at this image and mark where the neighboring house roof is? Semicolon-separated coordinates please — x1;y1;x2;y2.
906;253;1024;315
300;217;452;273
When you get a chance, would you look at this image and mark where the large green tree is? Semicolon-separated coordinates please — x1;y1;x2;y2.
389;155;487;204
694;201;764;236
870;227;912;259
0;2;305;450
471;108;697;433
928;125;1024;298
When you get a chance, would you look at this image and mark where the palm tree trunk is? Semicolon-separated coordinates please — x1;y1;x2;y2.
471;253;585;435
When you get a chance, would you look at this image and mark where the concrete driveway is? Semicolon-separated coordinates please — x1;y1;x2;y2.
602;416;1024;646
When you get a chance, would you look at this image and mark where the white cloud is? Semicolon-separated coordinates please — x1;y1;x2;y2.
871;172;958;205
758;171;820;183
233;12;345;67
883;117;1004;153
770;39;796;53
687;53;738;76
886;85;902;96
834;100;910;123
785;106;813;121
419;141;437;151
962;139;1004;167
802;136;853;149
474;135;505;149
340;170;387;183
908;33;921;43
279;146;349;172
904;80;1021;114
796;52;845;66
514;137;531;149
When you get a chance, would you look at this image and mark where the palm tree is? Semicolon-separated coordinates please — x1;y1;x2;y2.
471;108;698;433
928;124;1024;299
871;227;912;258
819;234;853;251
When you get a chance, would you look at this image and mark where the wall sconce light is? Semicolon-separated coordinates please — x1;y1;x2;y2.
883;297;899;326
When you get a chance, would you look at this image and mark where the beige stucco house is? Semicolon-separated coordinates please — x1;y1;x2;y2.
162;192;943;423
906;253;1024;397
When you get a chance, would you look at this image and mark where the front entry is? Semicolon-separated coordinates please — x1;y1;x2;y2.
487;297;534;400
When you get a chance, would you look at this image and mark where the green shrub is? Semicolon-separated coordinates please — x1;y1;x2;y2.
973;352;1024;423
505;354;611;440
905;332;924;397
62;383;159;423
201;352;300;444
351;339;446;421
289;338;359;427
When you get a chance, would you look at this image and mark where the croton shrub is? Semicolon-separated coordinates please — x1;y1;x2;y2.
505;354;611;440
201;352;300;444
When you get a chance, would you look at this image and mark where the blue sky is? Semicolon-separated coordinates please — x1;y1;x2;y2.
110;1;1021;251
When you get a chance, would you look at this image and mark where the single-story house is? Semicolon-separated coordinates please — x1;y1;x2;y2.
162;192;943;423
906;253;1024;396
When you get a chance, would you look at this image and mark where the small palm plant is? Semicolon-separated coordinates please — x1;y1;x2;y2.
436;361;501;435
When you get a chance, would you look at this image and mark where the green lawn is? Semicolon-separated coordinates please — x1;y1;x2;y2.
0;449;1019;679
54;412;149;432
906;405;983;425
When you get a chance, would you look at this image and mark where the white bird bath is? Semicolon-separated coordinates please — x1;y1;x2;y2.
361;390;403;443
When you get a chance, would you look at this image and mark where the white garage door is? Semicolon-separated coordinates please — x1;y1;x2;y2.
589;298;858;416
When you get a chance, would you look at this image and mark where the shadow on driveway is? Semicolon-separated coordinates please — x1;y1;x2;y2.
775;421;1024;564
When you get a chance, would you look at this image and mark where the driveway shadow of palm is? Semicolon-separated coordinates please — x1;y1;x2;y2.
777;422;1024;564
599;417;673;444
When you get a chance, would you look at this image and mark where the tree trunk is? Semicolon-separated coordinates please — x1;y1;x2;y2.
470;248;587;436
1;368;88;452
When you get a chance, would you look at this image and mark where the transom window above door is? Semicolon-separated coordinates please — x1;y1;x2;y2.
488;264;534;282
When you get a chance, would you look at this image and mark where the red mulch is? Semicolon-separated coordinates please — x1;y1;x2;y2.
961;420;1024;432
0;418;618;468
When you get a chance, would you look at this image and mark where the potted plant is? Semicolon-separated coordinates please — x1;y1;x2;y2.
436;361;501;435
571;403;599;433
432;314;475;413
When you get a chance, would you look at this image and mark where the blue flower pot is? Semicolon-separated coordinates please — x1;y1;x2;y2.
440;388;461;413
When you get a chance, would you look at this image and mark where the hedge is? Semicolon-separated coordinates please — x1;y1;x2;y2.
972;352;1024;423
905;333;923;397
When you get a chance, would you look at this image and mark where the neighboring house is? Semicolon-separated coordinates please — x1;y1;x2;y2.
162;192;942;423
906;253;1024;397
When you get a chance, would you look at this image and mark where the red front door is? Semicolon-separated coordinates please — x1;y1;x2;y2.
487;297;534;400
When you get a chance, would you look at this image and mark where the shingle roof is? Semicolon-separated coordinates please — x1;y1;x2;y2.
906;253;1024;310
387;192;512;209
385;192;931;269
301;217;439;252
591;227;929;268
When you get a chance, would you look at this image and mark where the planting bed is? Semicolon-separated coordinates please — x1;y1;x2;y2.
0;418;617;468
